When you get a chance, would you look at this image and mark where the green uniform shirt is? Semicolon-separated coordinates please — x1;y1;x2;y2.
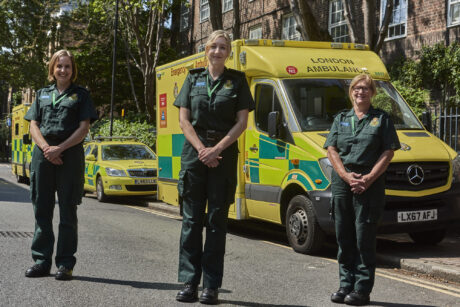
24;83;98;140
173;67;255;133
324;106;401;167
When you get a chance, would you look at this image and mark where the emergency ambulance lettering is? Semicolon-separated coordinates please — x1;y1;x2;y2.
171;66;187;76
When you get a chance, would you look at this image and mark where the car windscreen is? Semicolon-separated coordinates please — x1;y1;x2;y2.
282;78;423;131
101;145;156;161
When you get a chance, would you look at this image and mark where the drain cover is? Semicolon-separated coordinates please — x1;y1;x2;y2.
0;231;34;238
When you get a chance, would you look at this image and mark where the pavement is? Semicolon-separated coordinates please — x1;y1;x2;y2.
147;200;460;284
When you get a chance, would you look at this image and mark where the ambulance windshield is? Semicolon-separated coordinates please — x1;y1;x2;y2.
282;79;423;132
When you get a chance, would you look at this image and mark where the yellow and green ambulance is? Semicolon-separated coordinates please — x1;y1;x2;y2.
155;39;460;254
11;103;33;183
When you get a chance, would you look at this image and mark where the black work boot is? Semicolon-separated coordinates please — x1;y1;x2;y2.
176;283;198;302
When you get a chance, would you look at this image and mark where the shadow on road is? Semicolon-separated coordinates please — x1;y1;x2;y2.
0;178;30;203
220;300;308;307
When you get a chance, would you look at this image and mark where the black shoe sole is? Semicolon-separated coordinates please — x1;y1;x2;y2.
176;295;198;302
55;274;73;281
25;272;50;278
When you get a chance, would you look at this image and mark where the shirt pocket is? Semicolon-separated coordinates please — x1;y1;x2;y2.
38;97;56;126
58;98;79;126
213;89;237;115
189;87;208;113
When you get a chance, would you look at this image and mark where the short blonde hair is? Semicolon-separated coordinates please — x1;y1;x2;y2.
48;49;78;82
204;30;232;58
349;74;377;102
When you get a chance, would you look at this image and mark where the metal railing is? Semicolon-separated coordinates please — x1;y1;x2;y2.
433;107;460;152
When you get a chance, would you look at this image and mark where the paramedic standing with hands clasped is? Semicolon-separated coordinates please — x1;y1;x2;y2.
24;50;97;281
173;30;254;305
324;74;400;306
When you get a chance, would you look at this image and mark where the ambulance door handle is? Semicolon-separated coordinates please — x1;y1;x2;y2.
249;146;258;152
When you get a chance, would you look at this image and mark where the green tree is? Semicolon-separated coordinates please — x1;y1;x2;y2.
0;0;60;89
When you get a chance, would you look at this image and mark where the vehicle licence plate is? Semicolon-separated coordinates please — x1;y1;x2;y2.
397;209;437;223
134;179;156;184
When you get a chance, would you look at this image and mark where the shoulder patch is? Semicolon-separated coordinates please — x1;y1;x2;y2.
189;67;205;74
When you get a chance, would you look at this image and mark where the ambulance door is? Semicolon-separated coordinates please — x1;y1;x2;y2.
244;80;294;223
85;145;98;191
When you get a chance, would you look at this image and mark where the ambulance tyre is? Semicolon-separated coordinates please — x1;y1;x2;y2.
408;229;446;245
286;195;325;254
96;176;108;202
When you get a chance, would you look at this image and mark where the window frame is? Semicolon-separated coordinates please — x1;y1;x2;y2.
328;0;350;43
448;0;460;27
200;0;209;23
249;24;263;39
222;0;233;13
380;0;408;40
282;13;302;41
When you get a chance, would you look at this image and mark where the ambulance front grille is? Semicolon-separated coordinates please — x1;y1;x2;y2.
127;168;157;177
385;162;449;191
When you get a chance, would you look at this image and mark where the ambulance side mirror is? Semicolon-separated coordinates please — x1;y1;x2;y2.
23;134;31;145
86;154;96;161
268;111;280;139
422;111;432;132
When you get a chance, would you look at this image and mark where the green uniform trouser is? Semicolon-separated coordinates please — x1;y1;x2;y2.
331;166;385;295
30;141;85;269
178;141;238;289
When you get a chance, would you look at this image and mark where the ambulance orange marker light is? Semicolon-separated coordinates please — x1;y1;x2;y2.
291;159;300;166
315;179;323;184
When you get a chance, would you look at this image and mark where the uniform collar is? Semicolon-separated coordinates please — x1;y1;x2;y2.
50;82;75;94
204;67;227;82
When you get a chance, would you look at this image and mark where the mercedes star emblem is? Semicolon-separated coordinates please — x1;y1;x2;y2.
407;164;424;185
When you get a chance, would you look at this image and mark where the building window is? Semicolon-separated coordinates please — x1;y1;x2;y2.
223;0;233;13
282;14;301;41
381;0;407;39
180;4;189;31
328;0;349;42
249;24;262;39
200;0;209;23
449;0;460;26
197;44;206;53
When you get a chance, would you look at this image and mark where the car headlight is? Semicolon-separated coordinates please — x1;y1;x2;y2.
319;157;334;181
452;155;460;183
105;167;126;177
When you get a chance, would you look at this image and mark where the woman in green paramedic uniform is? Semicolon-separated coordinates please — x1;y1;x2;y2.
174;30;254;305
24;50;97;281
324;74;400;306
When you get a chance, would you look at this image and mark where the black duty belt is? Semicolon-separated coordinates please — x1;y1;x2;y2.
195;128;227;143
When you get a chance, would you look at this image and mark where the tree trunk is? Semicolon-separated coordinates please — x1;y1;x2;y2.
289;0;332;41
342;0;357;42
374;0;393;53
170;0;181;50
208;0;223;31
363;0;376;48
232;0;240;39
123;38;140;113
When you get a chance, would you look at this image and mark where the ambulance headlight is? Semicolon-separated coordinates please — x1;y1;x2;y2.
105;167;126;177
319;158;333;181
452;155;460;183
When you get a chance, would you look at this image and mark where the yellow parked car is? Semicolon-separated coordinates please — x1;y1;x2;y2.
83;137;157;202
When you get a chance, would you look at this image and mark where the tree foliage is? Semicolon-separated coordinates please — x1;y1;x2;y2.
0;0;61;90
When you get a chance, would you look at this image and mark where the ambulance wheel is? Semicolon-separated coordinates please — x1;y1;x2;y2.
409;229;446;245
286;195;325;254
16;174;25;184
96;177;108;202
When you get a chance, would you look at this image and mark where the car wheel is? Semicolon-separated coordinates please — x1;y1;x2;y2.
409;229;446;245
285;195;325;254
96;177;108;202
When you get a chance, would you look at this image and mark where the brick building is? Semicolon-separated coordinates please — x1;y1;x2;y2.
178;0;460;65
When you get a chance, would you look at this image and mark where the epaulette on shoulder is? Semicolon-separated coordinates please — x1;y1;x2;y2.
74;85;90;94
226;68;245;77
189;67;205;74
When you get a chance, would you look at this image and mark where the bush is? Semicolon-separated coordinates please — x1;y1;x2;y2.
392;80;429;118
90;115;156;150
